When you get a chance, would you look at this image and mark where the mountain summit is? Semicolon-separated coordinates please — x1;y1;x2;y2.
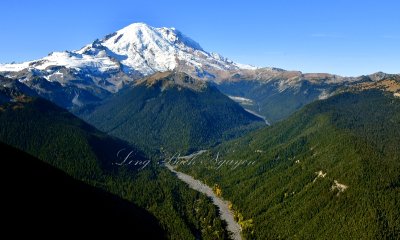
0;22;254;92
77;22;254;75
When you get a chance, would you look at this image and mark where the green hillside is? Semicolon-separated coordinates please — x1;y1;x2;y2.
0;95;230;240
178;90;400;239
80;71;264;155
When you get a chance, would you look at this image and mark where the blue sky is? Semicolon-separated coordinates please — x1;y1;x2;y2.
1;0;399;76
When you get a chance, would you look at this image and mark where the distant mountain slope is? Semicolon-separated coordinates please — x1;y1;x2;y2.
1;142;165;239
80;71;264;154
0;73;109;110
216;71;400;123
0;93;230;240
178;89;400;239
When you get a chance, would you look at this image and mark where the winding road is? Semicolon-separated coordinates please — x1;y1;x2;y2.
166;164;242;240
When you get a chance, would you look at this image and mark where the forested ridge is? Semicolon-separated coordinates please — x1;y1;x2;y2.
178;90;400;239
0;96;230;240
80;72;264;155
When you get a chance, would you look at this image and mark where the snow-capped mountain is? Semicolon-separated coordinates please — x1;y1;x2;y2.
0;23;254;93
1;22;396;114
79;23;254;75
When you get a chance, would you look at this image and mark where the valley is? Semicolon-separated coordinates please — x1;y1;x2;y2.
0;19;399;240
0;90;231;239
166;163;242;240
177;89;400;239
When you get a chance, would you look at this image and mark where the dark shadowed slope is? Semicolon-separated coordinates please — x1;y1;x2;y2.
1;142;165;239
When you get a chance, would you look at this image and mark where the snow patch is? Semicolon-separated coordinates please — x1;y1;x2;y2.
234;62;258;70
0;62;31;72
